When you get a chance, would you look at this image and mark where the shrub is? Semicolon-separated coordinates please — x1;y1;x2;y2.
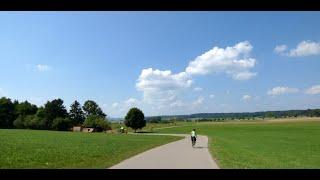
13;115;26;129
52;117;72;131
24;115;42;129
83;115;111;132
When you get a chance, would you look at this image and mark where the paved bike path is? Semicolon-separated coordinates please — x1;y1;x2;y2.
109;134;219;169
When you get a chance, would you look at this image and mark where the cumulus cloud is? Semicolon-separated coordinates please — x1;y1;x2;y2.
194;87;203;91
232;71;257;80
305;85;320;95
242;95;252;101
136;68;192;106
192;96;204;106
169;100;185;108
134;41;257;114
275;41;320;57
274;45;288;54
209;94;215;99
185;41;257;80
107;98;141;117
125;98;138;106
112;102;119;108
36;64;51;72
289;41;320;57
267;86;299;96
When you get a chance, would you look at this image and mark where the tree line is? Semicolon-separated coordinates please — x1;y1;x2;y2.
0;97;110;131
145;109;320;123
0;96;147;132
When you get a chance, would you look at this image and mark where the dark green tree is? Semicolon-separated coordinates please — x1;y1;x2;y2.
13;100;19;119
124;107;145;132
82;100;106;118
15;101;38;117
13;100;38;128
43;99;68;129
13;115;26;129
13;101;41;129
52;117;72;131
266;112;275;118
0;97;15;128
83;115;111;132
69;100;85;125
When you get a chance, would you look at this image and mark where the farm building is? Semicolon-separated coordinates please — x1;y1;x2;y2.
82;128;95;133
72;126;82;132
72;126;95;133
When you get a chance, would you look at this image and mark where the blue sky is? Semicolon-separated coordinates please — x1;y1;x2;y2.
0;12;320;118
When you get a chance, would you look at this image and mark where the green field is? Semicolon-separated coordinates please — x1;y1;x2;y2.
0;129;182;168
110;122;184;133
156;118;320;168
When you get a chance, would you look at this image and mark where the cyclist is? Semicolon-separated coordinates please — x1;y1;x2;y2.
191;129;197;147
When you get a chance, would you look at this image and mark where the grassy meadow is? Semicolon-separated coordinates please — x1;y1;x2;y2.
111;121;183;132
156;117;320;168
0;129;182;168
2;117;320;169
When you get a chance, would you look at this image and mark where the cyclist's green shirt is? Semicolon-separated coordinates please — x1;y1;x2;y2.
191;130;196;137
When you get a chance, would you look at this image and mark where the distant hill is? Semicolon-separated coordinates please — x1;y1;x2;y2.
108;117;124;122
145;108;320;122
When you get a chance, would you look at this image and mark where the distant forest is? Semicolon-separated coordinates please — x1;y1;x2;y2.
145;109;320;123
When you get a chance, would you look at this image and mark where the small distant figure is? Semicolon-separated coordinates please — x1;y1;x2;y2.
120;126;124;133
191;129;197;147
125;128;128;134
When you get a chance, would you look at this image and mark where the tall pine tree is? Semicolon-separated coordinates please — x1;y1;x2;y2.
69;100;85;126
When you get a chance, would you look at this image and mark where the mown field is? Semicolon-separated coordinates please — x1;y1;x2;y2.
0;129;182;168
111;122;183;132
156;118;320;168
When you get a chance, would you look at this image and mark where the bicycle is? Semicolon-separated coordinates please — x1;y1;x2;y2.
191;136;196;147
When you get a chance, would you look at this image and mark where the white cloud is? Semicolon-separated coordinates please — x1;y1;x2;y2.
193;87;203;91
185;41;257;80
136;68;192;106
209;94;215;99
305;85;320;95
107;98;141;117
267;86;299;96
134;41;258;115
125;98;138;106
103;97;142;117
289;41;320;57
112;102;119;108
242;95;252;101
274;45;288;54
169;100;185;108
192;96;204;106
232;71;257;80
36;64;51;72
